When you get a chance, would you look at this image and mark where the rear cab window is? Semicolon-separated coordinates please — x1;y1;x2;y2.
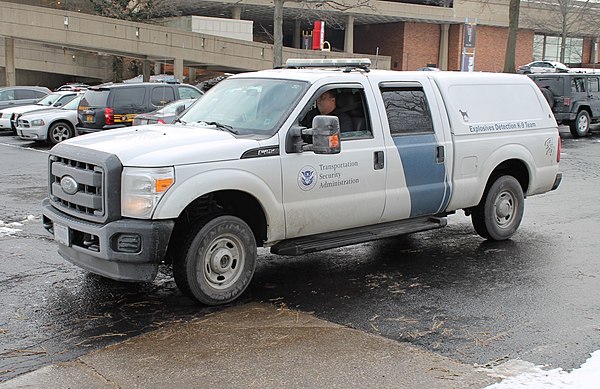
380;85;434;135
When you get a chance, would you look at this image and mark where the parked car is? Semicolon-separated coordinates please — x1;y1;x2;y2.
529;72;600;137
132;98;198;125
0;91;79;132
517;61;570;74
416;66;441;71
77;82;203;134
16;94;82;145
0;86;51;109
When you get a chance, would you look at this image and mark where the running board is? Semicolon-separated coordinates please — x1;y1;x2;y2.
270;216;447;256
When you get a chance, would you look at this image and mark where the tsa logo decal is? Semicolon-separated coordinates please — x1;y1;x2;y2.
298;165;317;191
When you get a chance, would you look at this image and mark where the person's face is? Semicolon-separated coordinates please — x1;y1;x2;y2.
316;92;336;115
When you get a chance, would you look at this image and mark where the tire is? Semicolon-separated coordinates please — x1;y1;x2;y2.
471;175;524;241
569;110;590;138
173;215;257;305
48;121;74;145
541;88;554;108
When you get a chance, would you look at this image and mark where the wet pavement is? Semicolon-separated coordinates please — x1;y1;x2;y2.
1;128;599;383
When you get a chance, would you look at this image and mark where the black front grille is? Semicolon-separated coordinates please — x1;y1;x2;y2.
47;143;123;223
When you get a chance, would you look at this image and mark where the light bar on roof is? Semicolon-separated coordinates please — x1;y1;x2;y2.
285;58;372;68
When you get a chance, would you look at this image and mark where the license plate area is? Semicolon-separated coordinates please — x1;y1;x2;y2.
54;223;71;246
85;114;94;123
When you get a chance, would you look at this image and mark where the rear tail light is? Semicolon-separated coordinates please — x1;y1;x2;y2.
563;97;571;106
104;108;114;125
157;118;166;124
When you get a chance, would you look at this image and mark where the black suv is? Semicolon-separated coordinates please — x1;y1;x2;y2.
77;82;202;134
529;73;600;137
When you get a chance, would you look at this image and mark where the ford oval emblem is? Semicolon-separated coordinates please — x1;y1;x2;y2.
60;176;79;195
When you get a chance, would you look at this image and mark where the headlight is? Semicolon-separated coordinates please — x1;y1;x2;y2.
30;119;45;126
121;167;175;218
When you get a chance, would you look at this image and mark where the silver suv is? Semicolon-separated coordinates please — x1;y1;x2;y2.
0;86;51;109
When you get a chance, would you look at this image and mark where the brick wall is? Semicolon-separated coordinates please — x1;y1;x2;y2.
402;22;441;70
472;25;534;72
354;23;404;70
356;21;535;73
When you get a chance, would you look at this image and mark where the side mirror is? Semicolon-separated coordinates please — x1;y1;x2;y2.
175;104;186;115
287;115;341;154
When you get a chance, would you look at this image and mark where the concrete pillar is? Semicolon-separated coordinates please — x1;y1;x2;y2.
142;58;150;82
188;67;196;84
154;62;162;75
232;6;241;20
344;15;354;54
4;37;15;86
438;24;449;71
174;58;184;83
293;19;301;49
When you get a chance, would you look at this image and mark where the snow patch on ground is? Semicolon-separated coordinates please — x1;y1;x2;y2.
484;350;600;388
0;215;37;237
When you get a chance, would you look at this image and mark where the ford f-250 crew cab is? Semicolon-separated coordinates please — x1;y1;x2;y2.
42;59;562;305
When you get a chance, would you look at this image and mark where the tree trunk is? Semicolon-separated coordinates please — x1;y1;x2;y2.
503;0;520;73
273;0;284;68
560;16;568;63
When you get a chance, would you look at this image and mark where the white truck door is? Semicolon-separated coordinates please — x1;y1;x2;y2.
280;84;386;238
377;81;451;218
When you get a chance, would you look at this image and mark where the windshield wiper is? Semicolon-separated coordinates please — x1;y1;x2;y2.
198;121;239;134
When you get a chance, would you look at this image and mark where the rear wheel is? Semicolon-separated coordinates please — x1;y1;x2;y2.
569;110;590;138
48;122;74;145
471;175;524;241
173;215;256;305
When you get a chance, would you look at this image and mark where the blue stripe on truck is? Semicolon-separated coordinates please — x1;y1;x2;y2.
393;134;451;217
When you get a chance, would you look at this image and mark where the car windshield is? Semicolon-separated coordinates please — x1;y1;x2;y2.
37;93;63;106
62;95;82;110
179;78;308;136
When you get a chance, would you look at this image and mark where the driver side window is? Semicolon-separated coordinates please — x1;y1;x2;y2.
297;87;372;140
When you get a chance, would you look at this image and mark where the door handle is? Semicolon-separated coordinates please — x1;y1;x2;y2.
436;146;445;163
374;151;384;170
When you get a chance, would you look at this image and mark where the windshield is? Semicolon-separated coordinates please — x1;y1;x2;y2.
179;78;308;136
62;95;82;110
37;93;63;106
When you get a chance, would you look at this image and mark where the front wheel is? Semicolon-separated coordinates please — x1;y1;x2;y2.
471;175;524;241
48;122;74;145
173;215;257;305
569;110;590;138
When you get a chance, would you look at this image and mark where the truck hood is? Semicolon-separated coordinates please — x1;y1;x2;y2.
62;124;262;166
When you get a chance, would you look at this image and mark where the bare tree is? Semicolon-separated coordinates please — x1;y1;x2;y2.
89;0;178;21
521;0;600;63
272;0;372;68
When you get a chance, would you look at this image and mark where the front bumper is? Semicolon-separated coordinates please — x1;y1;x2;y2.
17;126;47;141
42;198;175;282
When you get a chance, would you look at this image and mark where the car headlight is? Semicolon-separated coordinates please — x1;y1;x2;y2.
121;167;175;218
30;119;45;126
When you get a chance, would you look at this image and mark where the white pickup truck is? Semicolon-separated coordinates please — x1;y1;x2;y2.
42;59;562;305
